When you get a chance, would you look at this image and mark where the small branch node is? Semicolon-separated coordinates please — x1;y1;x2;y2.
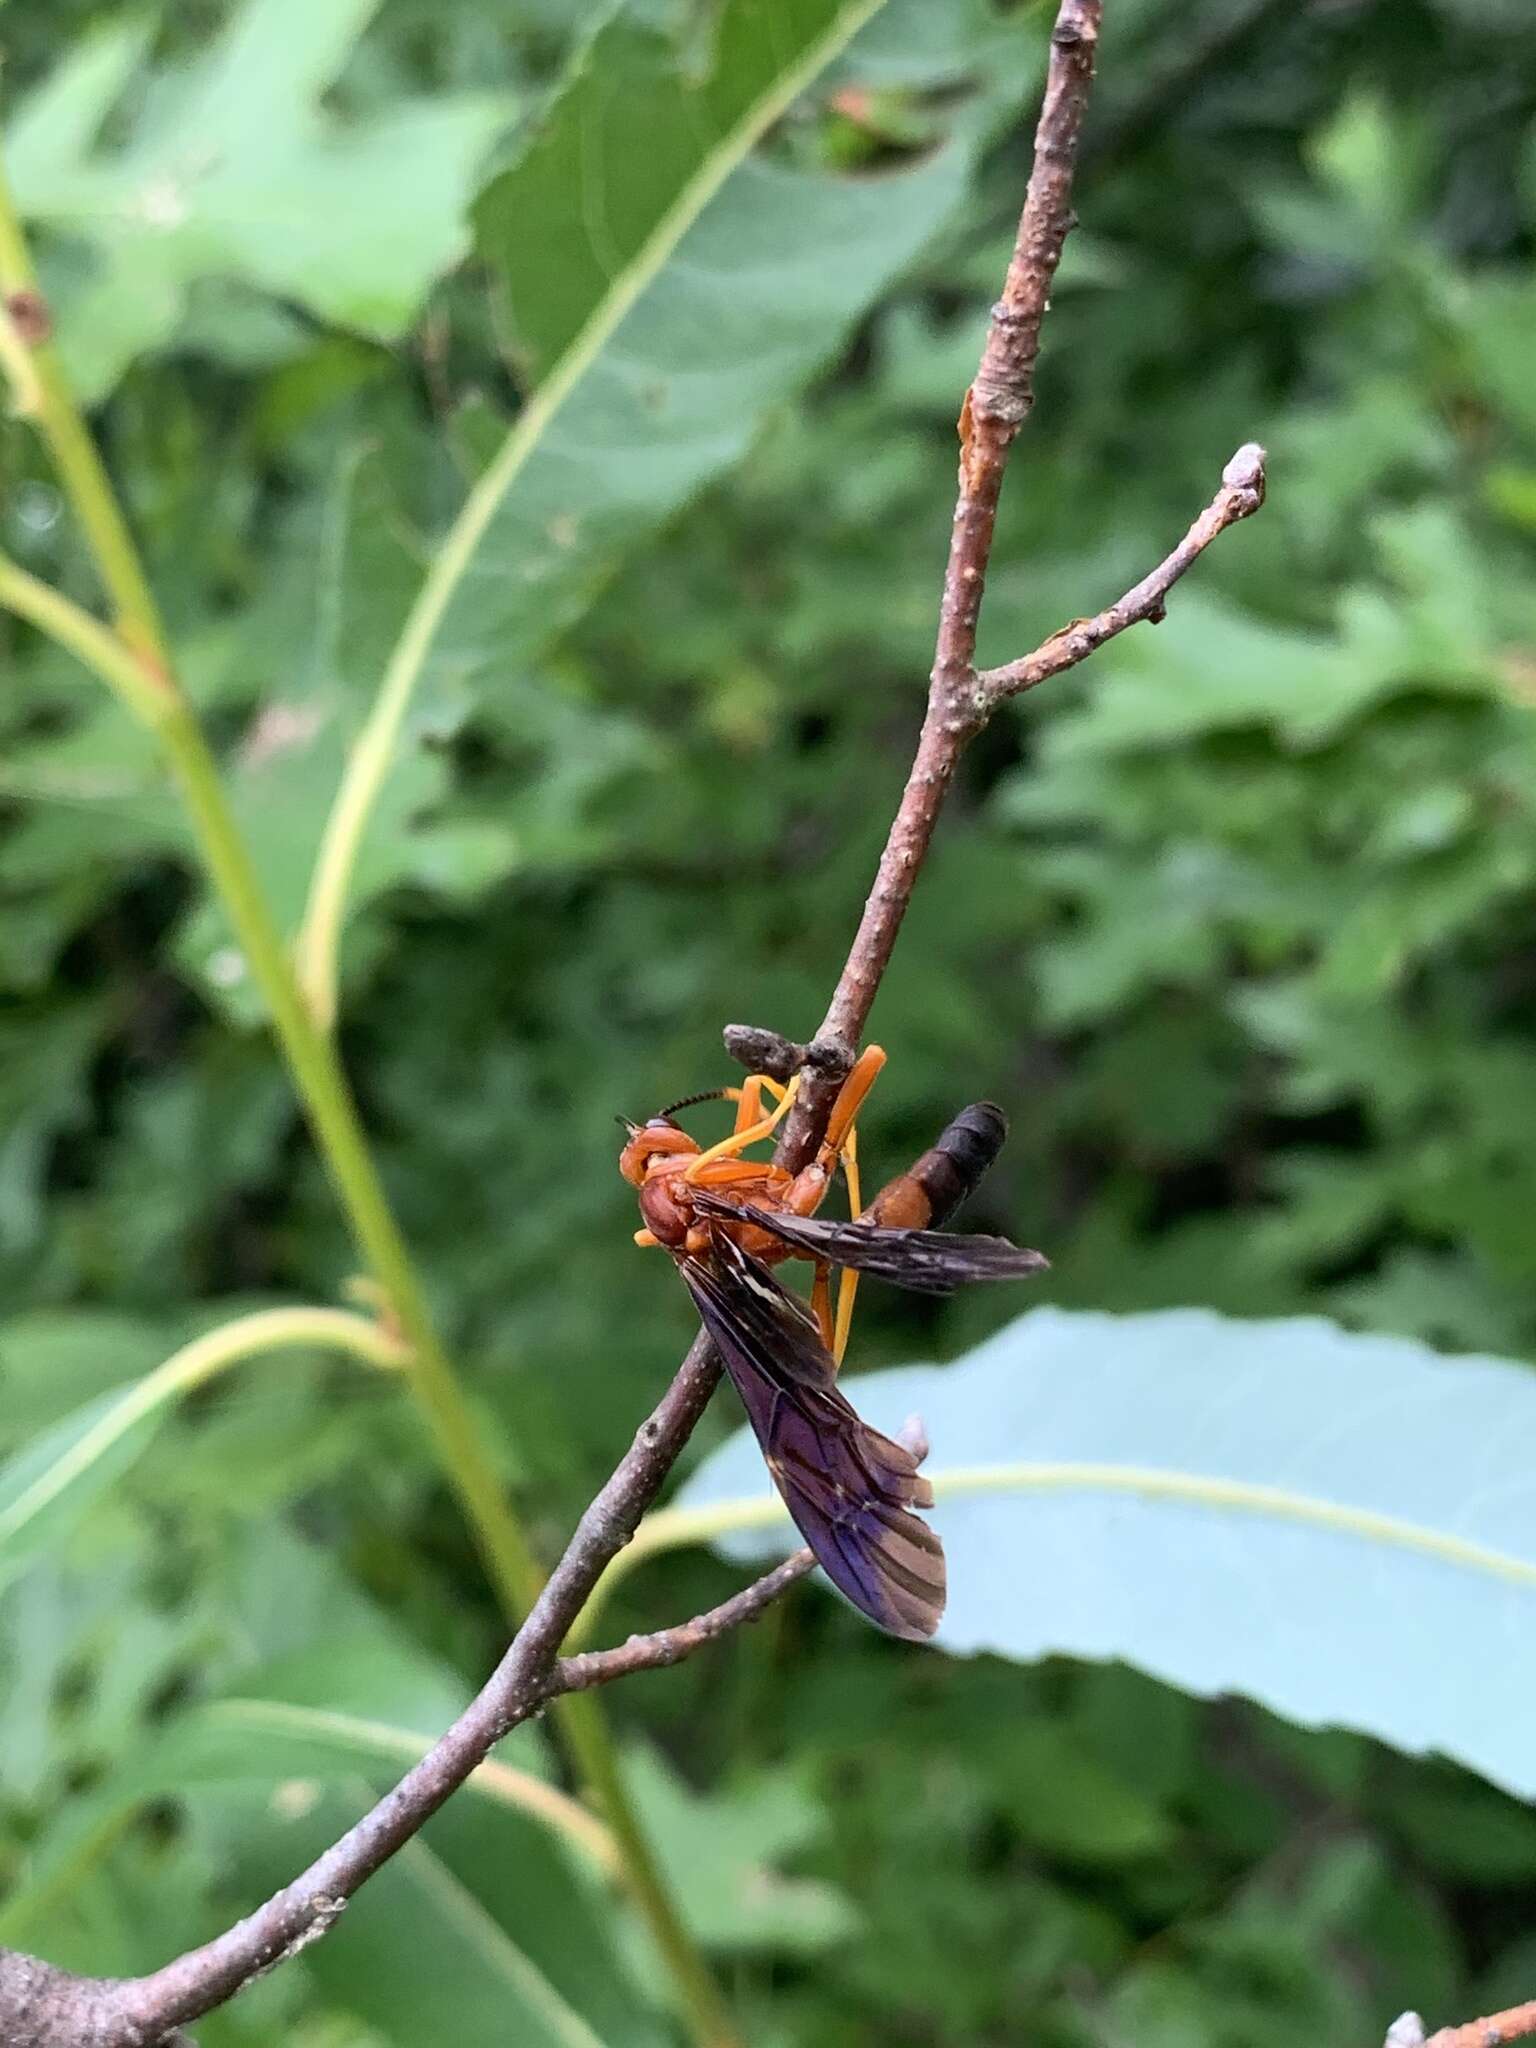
5;285;52;345
722;1023;812;1081
971;437;1268;712
275;1897;347;1965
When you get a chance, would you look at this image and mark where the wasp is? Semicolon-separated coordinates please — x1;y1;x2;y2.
619;1048;1046;1641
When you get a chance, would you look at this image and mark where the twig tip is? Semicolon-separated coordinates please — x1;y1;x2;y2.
1222;441;1267;494
1384;2014;1427;2048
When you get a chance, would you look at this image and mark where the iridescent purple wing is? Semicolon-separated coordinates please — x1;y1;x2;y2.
679;1232;945;1641
692;1193;1048;1297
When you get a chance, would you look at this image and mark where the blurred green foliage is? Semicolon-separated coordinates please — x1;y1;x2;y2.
4;0;1536;2042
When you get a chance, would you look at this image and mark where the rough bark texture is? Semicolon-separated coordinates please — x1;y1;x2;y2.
0;5;1280;2040
779;0;1104;1165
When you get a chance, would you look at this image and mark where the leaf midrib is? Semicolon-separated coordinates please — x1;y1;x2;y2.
645;1459;1536;1589
294;0;891;1017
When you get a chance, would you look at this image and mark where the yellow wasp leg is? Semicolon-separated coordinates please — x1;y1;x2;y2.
726;1072;788;1135
819;1045;886;1165
832;1123;862;1366
685;1073;800;1180
810;1265;834;1351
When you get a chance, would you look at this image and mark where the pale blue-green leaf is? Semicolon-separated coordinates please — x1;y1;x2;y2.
675;1307;1536;1799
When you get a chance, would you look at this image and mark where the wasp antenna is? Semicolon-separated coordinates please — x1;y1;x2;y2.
657;1086;732;1121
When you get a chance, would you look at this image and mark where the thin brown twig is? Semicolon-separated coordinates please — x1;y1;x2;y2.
556;1551;817;1693
1433;2011;1536;2048
1386;2002;1536;2048
778;0;1105;1165
0;1359;785;2048
973;441;1267;706
778;4;1272;1172
0;5;1273;2041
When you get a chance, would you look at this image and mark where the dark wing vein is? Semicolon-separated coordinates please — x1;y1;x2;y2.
679;1234;945;1641
692;1194;1048;1296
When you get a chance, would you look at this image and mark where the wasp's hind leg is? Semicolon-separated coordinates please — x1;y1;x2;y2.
775;1050;884;1366
810;1264;835;1352
778;1044;887;1231
832;1124;864;1367
819;1045;887;1167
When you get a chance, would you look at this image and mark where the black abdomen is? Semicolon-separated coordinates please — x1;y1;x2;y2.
909;1102;1008;1226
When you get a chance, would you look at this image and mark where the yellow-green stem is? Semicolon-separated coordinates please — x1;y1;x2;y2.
0;175;165;662
0;1305;407;1554
560;1691;739;2046
167;702;741;2047
0;552;174;722
141;698;743;2043
0;151;739;2046
157;697;548;1616
0;294;41;415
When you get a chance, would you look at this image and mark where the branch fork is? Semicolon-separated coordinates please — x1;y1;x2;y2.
0;4;1283;2043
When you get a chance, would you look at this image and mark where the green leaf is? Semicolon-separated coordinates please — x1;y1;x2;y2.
623;1745;858;1955
984;1722;1174;1865
0;1309;403;1591
671;1307;1536;1801
4;1684;609;1892
1045;592;1393;755
0;1309;167;1448
287;0;1026;1022
255;1800;630;2048
213;1764;659;2047
5;0;513;398
1382;1763;1536;1884
0;1657;651;2047
0;1384;162;1591
444;0;983;696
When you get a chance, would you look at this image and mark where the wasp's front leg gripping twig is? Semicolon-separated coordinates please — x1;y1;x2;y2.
822;1052;877;1366
685;1074;801;1180
729;1072;787;1137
